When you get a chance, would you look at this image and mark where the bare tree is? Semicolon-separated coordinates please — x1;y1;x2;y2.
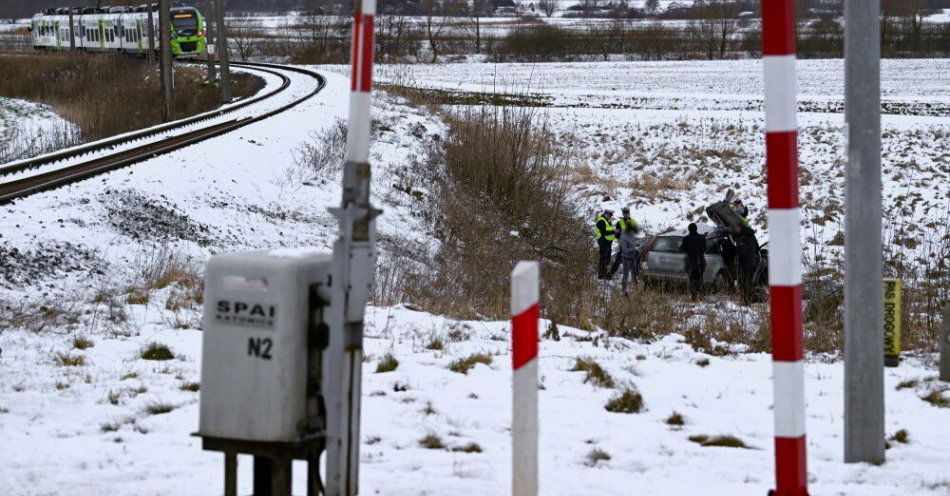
468;0;491;54
695;0;736;59
580;0;601;18
230;21;260;61
538;0;557;17
645;0;660;13
419;0;451;63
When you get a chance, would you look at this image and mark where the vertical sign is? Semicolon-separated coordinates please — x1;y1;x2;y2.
883;278;902;367
511;261;539;496
761;1;808;494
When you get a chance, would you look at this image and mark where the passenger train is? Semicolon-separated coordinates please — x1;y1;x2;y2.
29;5;207;58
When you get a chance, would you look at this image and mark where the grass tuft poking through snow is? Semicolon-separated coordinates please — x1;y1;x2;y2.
419;434;445;450
375;353;399;373
72;336;94;350
144;401;175;415
448;353;493;374
571;357;615;389
425;336;445;351
889;429;910;444
920;389;950;408
140;343;175;361
451;442;483;453
688;434;750;449
665;412;686;426
179;382;200;392
696;358;711;367
604;388;644;414
896;378;919;390
56;352;85;367
584;448;611;467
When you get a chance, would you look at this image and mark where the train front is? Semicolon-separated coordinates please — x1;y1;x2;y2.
170;7;206;58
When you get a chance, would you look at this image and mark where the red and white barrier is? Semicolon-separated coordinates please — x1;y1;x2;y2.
762;1;808;495
346;0;375;164
511;261;539;496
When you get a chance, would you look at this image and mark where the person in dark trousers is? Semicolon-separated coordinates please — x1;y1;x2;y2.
679;223;707;300
609;207;639;279
732;223;761;303
618;224;640;293
594;209;616;279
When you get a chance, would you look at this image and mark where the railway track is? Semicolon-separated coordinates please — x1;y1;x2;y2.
0;62;326;204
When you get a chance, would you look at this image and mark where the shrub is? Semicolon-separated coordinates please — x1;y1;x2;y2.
688;434;748;448
584;448;611;467
180;382;200;392
375;353;400;373
452;442;483;453
604;389;643;414
889;429;909;444
72;336;94;350
571;358;615;389
419;434;445;450
696;358;711;367
144;402;175;415
921;389;950;408
56;352;85;367
492;24;576;62
140;343;175;361
425;336;445;351
666;412;685;426
448;353;493;374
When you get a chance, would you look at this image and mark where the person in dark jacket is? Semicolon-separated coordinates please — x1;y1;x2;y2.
594;209;616;279
732;199;750;226
618;224;640;293
679;223;707;300
732;223;761;303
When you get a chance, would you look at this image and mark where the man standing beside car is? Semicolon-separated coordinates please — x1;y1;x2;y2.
679;223;707;301
609;207;639;279
594;209;616;279
733;223;761;303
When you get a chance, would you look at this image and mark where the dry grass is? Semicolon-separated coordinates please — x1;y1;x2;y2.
584;447;612;467
56;352;85;367
604;388;644;413
0;53;262;144
71;336;94;350
448;353;493;375
688;434;749;449
570;358;615;389
375;353;400;373
140;343;175;361
419;434;445;450
666;412;685;426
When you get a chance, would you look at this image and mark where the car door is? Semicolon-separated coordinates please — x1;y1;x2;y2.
646;236;686;277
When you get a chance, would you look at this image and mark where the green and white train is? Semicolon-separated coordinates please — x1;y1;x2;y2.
29;5;207;58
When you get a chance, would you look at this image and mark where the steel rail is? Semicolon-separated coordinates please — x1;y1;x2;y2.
0;63;326;204
1;61;291;178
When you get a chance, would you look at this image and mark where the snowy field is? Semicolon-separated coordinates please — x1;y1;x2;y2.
371;59;950;275
1;59;949;495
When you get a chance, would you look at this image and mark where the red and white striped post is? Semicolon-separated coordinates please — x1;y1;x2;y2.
511;261;539;496
762;2;808;495
346;0;375;164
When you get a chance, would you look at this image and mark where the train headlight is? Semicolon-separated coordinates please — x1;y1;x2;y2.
198;29;204;37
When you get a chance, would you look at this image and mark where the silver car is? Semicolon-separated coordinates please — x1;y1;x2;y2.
639;223;739;290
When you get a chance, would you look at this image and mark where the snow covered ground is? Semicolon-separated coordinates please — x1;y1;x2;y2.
1;60;949;495
0;97;78;164
372;59;950;275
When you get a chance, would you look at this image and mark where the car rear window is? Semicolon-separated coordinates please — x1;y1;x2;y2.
652;236;682;253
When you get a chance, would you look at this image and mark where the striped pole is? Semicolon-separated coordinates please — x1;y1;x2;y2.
325;1;377;495
346;0;376;165
762;2;808;495
511;261;539;496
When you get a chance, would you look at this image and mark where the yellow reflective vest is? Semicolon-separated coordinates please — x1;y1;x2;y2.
615;216;638;233
595;215;616;241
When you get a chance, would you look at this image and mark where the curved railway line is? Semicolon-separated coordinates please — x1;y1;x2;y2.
0;62;326;204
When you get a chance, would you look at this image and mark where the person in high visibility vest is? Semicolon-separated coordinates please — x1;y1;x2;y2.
594;209;616;279
608;207;639;279
732;199;750;226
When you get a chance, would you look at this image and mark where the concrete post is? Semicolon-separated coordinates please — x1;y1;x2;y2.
146;2;156;66
214;0;232;103
940;304;950;382
204;0;217;84
159;0;174;121
68;9;75;50
844;0;885;465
